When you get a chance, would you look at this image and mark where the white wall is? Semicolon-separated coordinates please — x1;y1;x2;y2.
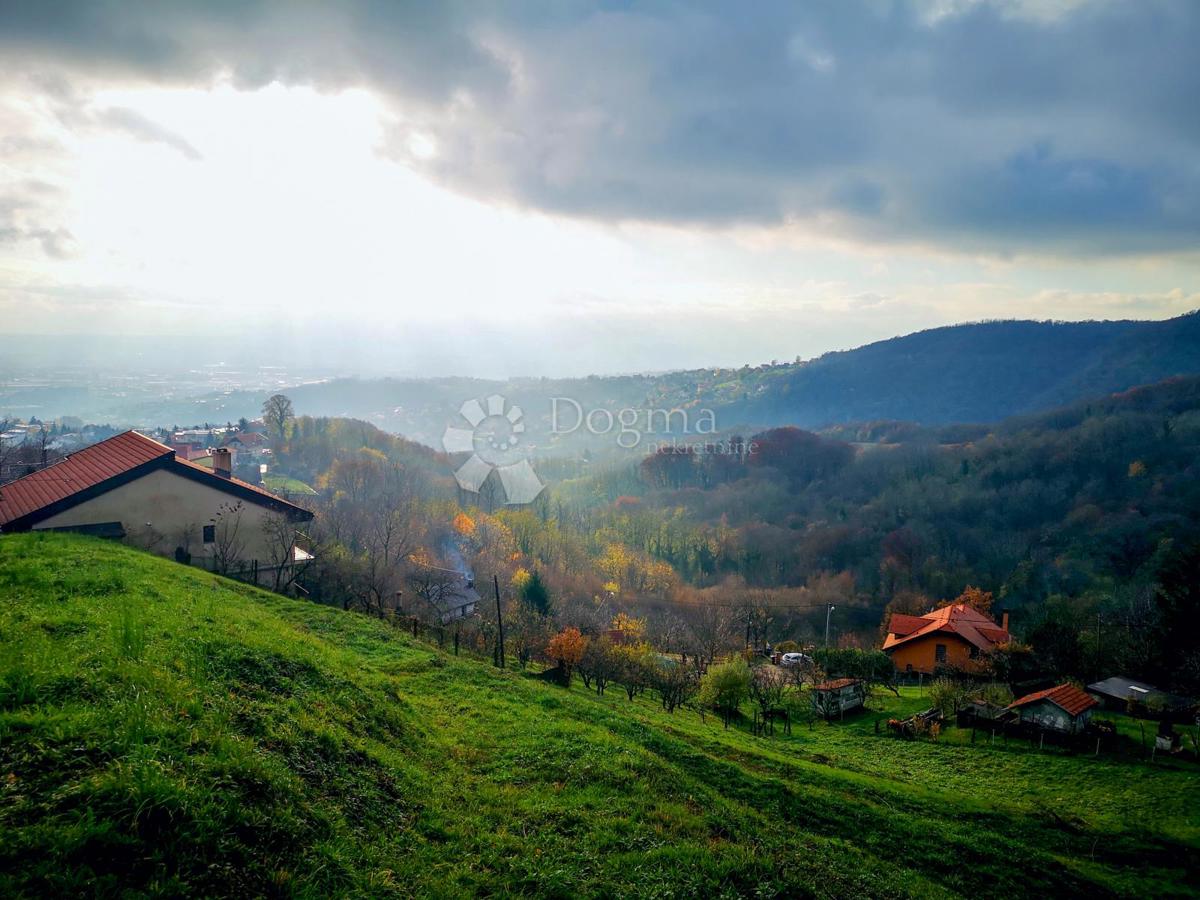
1022;700;1090;733
35;467;295;573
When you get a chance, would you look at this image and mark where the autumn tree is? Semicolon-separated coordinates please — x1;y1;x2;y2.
943;585;994;616
614;641;656;701
580;638;622;694
610;612;646;641
547;627;588;686
505;598;552;669
879;589;932;642
262;393;294;440
405;559;462;625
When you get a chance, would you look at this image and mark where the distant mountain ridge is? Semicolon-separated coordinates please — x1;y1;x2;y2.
691;311;1200;428
4;313;1197;439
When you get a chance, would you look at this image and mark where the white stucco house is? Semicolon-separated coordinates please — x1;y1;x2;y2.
0;430;313;586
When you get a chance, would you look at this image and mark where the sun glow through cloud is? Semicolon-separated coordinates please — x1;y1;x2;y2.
1;48;1197;377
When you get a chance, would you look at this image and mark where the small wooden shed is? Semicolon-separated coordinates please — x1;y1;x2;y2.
811;678;866;717
1007;683;1098;734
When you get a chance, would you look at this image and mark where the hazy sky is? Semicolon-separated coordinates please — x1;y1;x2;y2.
1;0;1197;377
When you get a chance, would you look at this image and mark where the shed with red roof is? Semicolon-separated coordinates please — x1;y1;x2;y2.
1008;683;1098;734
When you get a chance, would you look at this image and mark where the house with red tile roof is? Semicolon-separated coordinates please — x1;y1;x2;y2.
882;604;1011;674
0;431;312;585
1007;683;1098;734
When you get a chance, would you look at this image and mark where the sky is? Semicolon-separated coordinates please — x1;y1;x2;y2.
0;0;1197;377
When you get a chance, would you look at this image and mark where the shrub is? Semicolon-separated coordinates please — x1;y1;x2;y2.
698;657;751;726
929;677;969;717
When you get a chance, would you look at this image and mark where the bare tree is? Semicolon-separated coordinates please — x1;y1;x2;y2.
211;501;246;576
0;418;16;484
749;664;790;735
784;655;825;692
262;511;314;592
405;564;463;624
737;588;776;651
652;659;701;713
687;603;734;667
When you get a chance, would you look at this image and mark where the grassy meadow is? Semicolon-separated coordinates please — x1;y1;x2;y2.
1;532;1197;897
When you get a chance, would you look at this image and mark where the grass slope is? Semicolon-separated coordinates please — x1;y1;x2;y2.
1;534;1197;898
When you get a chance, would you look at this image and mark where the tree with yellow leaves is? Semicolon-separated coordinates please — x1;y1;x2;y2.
611;612;646;641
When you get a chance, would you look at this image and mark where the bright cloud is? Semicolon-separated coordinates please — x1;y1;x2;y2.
0;1;1196;376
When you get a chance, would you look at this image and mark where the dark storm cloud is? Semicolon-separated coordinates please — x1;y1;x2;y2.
1;0;1196;254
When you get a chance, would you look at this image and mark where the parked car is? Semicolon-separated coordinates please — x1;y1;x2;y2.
780;652;813;668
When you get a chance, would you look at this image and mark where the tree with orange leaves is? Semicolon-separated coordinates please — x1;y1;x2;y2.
546;627;589;686
452;512;476;538
942;585;993;615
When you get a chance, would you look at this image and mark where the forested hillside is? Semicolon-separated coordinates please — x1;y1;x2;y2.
519;376;1200;691
269;377;1200;698
661;312;1200;428
287;312;1200;440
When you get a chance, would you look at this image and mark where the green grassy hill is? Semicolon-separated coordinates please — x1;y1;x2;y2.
1;534;1197;897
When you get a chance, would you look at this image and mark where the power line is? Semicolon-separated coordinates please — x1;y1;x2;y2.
611;595;855;612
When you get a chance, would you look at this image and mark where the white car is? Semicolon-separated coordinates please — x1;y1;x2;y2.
779;652;812;668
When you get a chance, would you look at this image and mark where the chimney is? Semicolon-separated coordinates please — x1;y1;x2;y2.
211;448;232;478
1001;609;1010;633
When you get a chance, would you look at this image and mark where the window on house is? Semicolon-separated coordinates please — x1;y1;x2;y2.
905;663;913;673
935;643;947;663
203;524;215;544
969;645;980;659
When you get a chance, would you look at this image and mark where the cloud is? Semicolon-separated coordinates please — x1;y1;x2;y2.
0;1;1197;257
96;106;201;159
0;182;76;260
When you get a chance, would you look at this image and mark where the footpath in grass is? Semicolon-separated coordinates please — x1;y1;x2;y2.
1;533;1197;898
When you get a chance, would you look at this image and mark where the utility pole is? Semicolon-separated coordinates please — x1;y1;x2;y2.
494;574;505;670
825;604;836;647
